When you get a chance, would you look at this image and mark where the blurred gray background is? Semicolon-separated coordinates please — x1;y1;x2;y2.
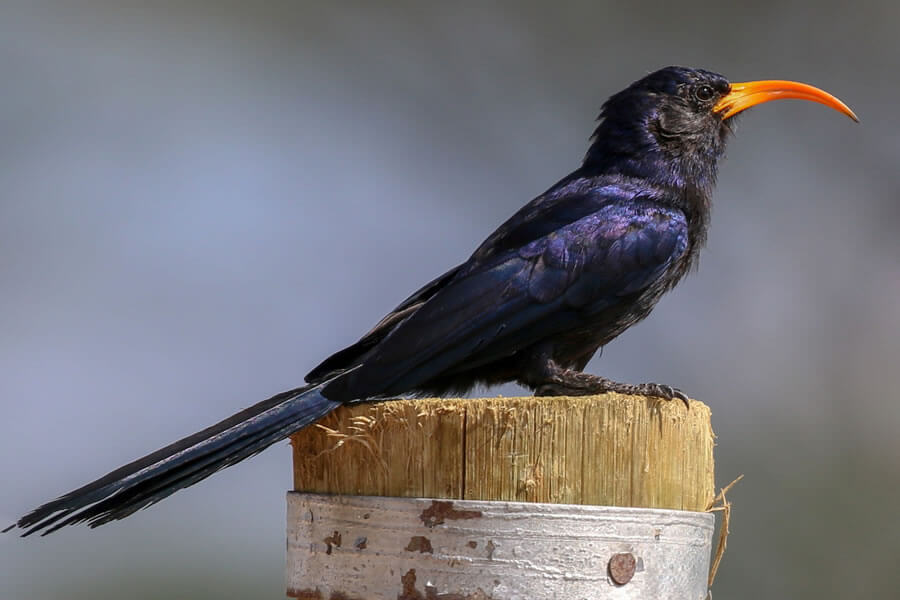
2;1;898;598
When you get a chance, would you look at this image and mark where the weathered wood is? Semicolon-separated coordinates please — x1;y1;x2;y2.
291;394;715;511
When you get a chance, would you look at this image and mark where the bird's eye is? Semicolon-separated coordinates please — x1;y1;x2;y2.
694;85;715;102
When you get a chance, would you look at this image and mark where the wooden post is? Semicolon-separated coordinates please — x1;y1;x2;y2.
287;394;716;599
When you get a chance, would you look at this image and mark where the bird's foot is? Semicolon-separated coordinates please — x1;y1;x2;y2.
600;380;690;408
535;371;689;408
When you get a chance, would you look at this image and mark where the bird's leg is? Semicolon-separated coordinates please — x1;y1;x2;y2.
521;347;689;407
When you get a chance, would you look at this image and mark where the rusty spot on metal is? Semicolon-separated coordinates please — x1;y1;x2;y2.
398;569;424;600
419;500;482;527
353;536;367;550
323;530;342;555
405;535;434;553
608;552;637;585
397;569;494;600
467;540;477;549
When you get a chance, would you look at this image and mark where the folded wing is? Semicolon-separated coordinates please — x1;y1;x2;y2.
323;197;689;400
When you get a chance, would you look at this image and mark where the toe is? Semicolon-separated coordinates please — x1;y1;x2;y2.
647;384;690;408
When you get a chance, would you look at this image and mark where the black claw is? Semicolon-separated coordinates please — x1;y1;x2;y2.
641;382;690;408
673;389;691;409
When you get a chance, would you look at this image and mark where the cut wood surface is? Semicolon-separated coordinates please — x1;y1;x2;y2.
291;394;715;511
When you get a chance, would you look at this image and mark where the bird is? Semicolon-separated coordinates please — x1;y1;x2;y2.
6;66;856;536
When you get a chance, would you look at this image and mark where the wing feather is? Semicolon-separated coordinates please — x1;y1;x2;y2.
329;199;688;399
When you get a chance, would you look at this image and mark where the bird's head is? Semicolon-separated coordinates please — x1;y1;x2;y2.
585;66;857;191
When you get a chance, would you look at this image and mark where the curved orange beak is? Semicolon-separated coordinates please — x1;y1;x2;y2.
714;80;858;122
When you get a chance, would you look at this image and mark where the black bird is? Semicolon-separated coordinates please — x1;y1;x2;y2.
7;66;856;536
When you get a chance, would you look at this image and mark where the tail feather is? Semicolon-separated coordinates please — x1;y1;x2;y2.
8;379;343;536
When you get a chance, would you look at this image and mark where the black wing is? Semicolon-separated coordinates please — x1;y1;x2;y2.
324;192;689;400
307;176;644;384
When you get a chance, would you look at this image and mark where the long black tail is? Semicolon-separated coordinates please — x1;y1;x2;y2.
6;379;343;536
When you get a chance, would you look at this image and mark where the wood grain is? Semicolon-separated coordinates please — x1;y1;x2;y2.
291;394;714;511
